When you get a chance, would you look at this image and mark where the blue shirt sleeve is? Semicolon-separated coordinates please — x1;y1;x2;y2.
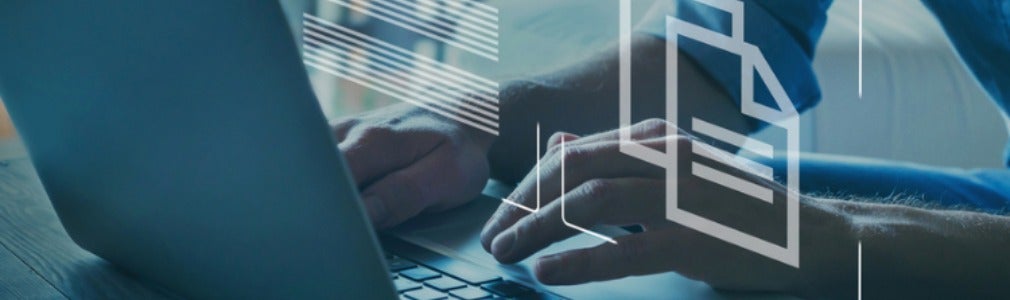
635;0;832;117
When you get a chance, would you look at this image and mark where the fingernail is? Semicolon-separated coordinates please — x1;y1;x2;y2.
491;230;517;259
480;222;497;250
535;255;562;283
363;196;388;227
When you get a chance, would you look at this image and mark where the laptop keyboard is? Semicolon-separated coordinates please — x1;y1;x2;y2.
386;253;565;300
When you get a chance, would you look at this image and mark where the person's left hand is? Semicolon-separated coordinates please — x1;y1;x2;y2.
479;119;856;296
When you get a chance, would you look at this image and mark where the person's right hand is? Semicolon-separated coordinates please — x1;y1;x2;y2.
331;103;495;229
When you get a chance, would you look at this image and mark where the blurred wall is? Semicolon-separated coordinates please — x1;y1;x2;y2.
0;98;13;139
803;0;1008;169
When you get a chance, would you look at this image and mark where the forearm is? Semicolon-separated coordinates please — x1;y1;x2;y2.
803;198;1010;299
486;34;749;183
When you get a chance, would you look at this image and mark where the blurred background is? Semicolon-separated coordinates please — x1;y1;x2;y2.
1;0;1005;170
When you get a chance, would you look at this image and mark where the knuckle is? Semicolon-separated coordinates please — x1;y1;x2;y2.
563;145;595;168
676;136;694;152
518;213;545;237
580;178;615;200
546;141;564;157
617;237;650;264
391;173;430;207
638;118;670;135
529;212;546;229
358;125;396;141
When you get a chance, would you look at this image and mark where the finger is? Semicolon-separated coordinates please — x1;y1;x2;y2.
481;135;679;251
340;126;443;188
490;117;675;217
532;229;705;285
547;131;579;148
489;178;665;263
479;131;578;252
572;118;684;147
360;143;485;229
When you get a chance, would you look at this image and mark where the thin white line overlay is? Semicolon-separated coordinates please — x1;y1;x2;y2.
501;123;542;213
561;139;618;245
324;0;499;61
691;162;774;204
302;32;498;115
301;13;501;135
858;0;863;99
304;14;499;95
692;118;773;158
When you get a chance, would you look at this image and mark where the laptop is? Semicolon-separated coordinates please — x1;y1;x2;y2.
0;1;758;299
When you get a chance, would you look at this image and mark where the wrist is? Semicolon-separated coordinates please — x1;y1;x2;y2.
790;197;859;299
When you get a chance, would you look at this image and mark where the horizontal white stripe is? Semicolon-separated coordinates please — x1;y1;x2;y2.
303;14;498;92
692;118;774;158
302;32;498;112
304;53;499;132
691;140;773;180
323;0;498;61
692;162;774;204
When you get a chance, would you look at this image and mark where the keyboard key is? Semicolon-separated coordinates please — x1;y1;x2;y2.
448;286;492;300
394;276;423;293
424;276;466;291
388;257;418;272
510;293;565;300
444;267;501;285
404;286;449;300
401;267;442;281
482;281;535;297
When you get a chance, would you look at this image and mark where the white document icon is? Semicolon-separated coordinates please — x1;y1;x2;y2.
618;0;801;267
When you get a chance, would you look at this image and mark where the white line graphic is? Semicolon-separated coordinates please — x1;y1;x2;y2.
301;28;498;107
303;49;497;128
858;0;863;99
561;139;618;245
691;162;774;204
618;0;801;267
303;56;499;135
691;118;774;158
367;0;498;46
501;123;542;213
858;241;863;300
691;140;773;180
375;0;498;38
303;43;497;122
302;31;498;114
303;14;499;96
324;0;499;61
442;0;498;20
393;0;498;33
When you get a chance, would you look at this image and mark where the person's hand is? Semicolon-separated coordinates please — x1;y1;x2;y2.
332;103;495;229
479;119;856;297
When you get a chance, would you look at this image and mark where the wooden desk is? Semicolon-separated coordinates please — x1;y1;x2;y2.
0;156;176;299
